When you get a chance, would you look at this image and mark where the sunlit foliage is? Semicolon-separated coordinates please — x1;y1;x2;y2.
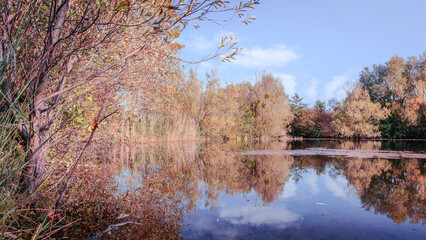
332;84;389;138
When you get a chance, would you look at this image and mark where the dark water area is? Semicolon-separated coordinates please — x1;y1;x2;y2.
280;139;426;153
89;140;425;239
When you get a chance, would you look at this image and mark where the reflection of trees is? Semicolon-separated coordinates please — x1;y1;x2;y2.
249;155;293;203
289;155;424;225
322;157;425;225
71;141;425;238
343;158;392;191
59;160;185;240
334;141;382;150
147;143;425;225
354;160;425;225
288;140;382;150
291;155;328;182
196;146;294;205
289;140;426;153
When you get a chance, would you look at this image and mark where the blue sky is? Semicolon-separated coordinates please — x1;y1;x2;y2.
178;0;426;105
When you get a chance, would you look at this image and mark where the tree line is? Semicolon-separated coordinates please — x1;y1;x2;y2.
119;52;424;141
290;53;425;139
97;70;293;143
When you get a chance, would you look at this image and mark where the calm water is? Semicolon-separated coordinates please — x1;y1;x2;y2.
93;140;425;239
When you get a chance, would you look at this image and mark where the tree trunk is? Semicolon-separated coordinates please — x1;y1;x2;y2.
20;99;51;191
19;0;69;191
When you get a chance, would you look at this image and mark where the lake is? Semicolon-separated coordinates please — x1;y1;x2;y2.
81;140;425;239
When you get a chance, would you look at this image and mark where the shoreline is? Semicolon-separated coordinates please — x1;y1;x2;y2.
112;137;426;145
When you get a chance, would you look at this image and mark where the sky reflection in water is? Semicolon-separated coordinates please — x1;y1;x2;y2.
102;140;425;239
181;141;425;240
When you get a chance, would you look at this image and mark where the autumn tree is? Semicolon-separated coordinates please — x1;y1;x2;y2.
359;53;426;138
289;96;333;137
200;70;240;138
252;73;293;139
359;63;390;104
288;93;315;137
106;67;203;143
332;84;389;138
199;71;294;139
0;0;260;191
180;68;203;121
234;81;256;137
293;108;316;137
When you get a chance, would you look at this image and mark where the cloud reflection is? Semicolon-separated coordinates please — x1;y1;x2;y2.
281;179;298;198
219;205;303;228
304;172;320;195
325;176;348;198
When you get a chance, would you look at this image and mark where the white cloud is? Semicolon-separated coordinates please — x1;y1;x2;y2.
181;31;239;55
274;73;297;96
303;78;319;102
187;35;217;52
234;45;301;67
324;75;348;100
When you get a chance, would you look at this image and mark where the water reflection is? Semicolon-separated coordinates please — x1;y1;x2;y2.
219;204;303;227
72;140;425;239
